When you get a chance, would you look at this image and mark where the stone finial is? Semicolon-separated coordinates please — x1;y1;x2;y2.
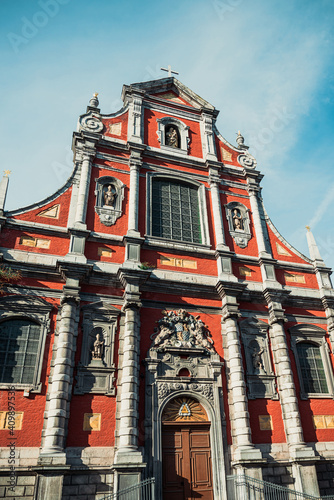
236;130;245;148
89;92;99;108
306;226;324;263
0;173;10;214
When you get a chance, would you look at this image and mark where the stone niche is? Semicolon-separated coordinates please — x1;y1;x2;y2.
239;317;277;399
225;201;251;248
74;301;120;396
95;175;125;226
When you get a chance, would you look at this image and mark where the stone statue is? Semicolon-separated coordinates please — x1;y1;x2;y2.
92;333;104;360
252;346;265;373
103;185;117;207
192;320;215;353
232;209;243;230
166;127;179;148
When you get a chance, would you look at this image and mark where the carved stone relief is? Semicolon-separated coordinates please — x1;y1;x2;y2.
150;309;215;354
78;111;104;134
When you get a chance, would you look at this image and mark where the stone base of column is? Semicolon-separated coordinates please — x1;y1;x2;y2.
114;449;144;465
233;445;263;463
38;451;67;466
291;462;320;497
113;457;146;495
289;444;316;461
36;473;64;500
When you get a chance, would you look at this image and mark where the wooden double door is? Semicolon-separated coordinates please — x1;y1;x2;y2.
162;423;213;500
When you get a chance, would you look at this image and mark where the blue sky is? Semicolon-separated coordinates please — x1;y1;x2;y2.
1;0;334;270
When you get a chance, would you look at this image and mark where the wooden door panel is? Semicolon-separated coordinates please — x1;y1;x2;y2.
163;430;182;449
163;451;185;499
191;451;212;485
162;424;213;500
190;432;210;448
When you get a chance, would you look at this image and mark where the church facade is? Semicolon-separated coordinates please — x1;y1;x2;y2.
0;77;334;499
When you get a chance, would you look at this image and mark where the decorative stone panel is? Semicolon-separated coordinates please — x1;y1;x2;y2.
240;317;277;399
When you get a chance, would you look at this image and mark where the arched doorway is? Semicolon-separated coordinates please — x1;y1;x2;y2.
161;397;213;500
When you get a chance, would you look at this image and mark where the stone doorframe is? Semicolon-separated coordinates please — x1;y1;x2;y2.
145;347;228;500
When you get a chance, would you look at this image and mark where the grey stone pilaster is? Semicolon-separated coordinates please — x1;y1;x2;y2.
201;112;217;161
322;297;334;346
39;275;81;462
248;186;271;258
74;153;93;228
127;148;144;237
125;90;145;144
217;283;262;463
114;270;146;466
209;168;228;250
264;290;320;496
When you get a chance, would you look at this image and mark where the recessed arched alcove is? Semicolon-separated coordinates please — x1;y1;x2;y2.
161;396;213;499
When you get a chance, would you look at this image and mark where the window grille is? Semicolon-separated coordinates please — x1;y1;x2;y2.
296;342;328;394
0;320;41;384
152;180;202;244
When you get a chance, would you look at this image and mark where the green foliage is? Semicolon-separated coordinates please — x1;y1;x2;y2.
138;262;155;270
0;265;21;292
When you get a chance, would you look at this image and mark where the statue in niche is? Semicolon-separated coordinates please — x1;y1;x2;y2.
103;184;117;207
91;333;104;360
252;344;265;374
166;126;179;148
232;208;243;230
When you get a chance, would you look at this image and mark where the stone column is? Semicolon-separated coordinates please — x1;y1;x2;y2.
209;170;227;249
218;284;262;463
116;303;142;457
265;290;320;497
114;271;144;470
39;285;80;459
127;160;140;235
248;187;270;257
75;153;92;228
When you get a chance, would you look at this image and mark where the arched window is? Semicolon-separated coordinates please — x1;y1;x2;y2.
0;319;41;384
296;342;328;394
151;179;202;244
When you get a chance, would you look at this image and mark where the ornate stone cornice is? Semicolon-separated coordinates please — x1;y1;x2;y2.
57;261;92;282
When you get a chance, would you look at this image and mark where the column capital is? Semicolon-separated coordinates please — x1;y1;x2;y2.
57;261;92;282
216;282;245;320
263;288;290;325
209;170;221;185
82;151;95;162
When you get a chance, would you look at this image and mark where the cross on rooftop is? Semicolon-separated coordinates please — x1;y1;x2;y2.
161;65;179;77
